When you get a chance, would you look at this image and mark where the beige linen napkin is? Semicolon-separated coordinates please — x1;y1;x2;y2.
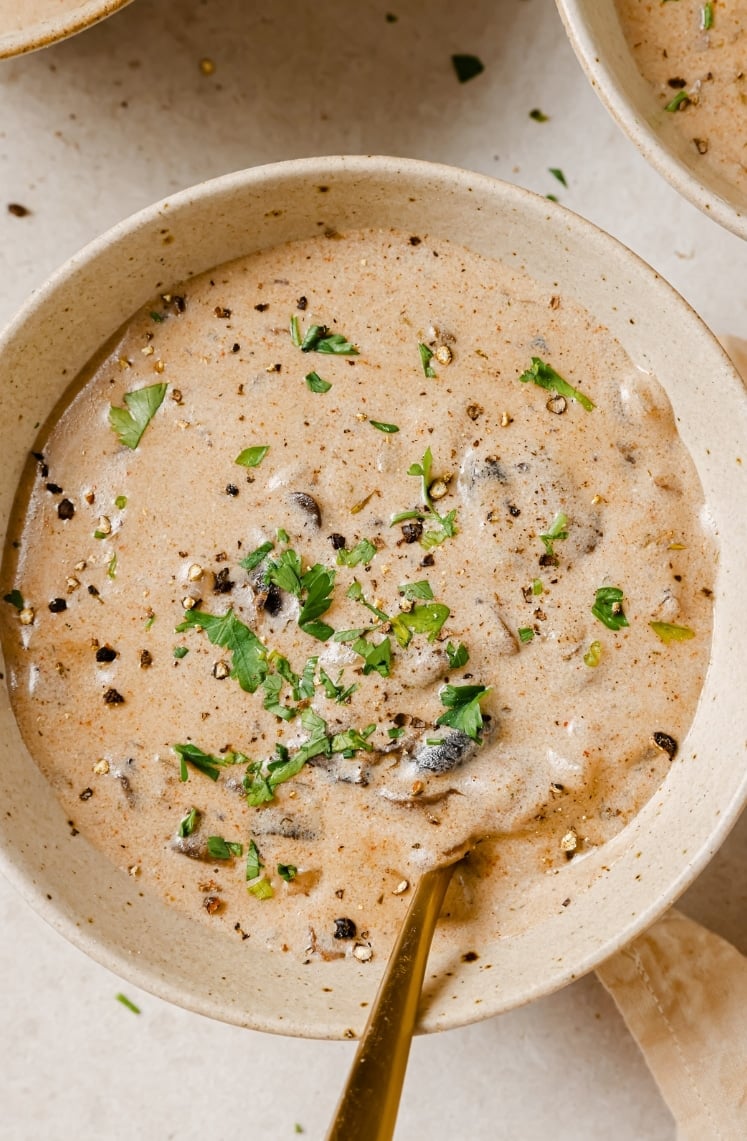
596;909;747;1140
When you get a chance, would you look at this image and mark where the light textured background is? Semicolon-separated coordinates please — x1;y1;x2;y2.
0;1;745;1138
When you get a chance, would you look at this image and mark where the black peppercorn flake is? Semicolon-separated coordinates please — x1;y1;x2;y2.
333;917;357;940
232;342;240;353
139;649;153;668
48;598;67;613
87;584;100;596
95;645;118;663
328;533;347;550
79;787;94;801
213;567;235;594
296;296;308;310
401;521;423;544
45;483;63;495
651;731;677;760
421;553;435;567
225;484;239;497
254;303;269;312
57;498;75;520
103;688;125;705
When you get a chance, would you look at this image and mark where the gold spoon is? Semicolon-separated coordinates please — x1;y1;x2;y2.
326;859;459;1141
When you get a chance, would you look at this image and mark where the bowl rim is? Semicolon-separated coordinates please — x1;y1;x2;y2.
1;154;746;1037
555;0;747;241
0;0;132;60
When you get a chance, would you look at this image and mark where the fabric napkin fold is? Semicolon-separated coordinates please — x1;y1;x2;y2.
596;909;747;1140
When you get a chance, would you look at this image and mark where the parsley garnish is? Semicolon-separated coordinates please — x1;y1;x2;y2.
539;512;569;560
235;445;269;468
178;807;199;837
391;447;457;548
291;318;359;355
584;640;602;667
114;494;128;509
336;538;377;567
391;603;449;647
549;167;567;187
278;864;297;882
387;726;405;740
701;2;714;30
418;343;436;378
173;743;241;782
173;645;189;659
518;627;535;644
591;587;629;631
529;108;548;122
3;589;24;610
265;549;336;640
649;621;695;644
106;552;117;575
398;580;433;601
305;371;332;393
519;358;594;412
109;383;167;449
665;90;691;113
349;634;393;677
330;724;376;758
248;878;274;900
240;539;275;572
446;641;469;669
451;54;484;83
116;993;141;1014
246;839;263;880
176;608;268;692
369;420;399;433
207;836;243;860
318;666;357;703
436;684;491;740
262;673;297;721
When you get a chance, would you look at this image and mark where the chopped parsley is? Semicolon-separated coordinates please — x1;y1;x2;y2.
451;54;484;83
3;589;24;610
240;539;275;572
305;371;332;393
330;724;376;758
349;634;393;677
549;167;567;187
418;343;436;378
291;318;359;355
436;684;491;741
518;627;535;644
247;878;274;900
591;586;629;631
318;666;357;703
177;608;268;692
235;445;270;468
265;548;336;640
207;835;243;860
107;550;118;574
665;90;690;113
387;726;405;740
539;512;569;560
172;645;189;659
278;863;297;882
336;538;377;567
392;447;457;548
584;640;602;667
115;993;141;1014
369;420;399;433
399;580;434;601
246;839;263;880
519;358;594;412
109;383;167;449
262;673;297;721
174;743;242;782
391;603;449;647
445;641;469;669
178;807;199;837
114;494;128;509
701;3;714;30
650;621;695;644
529;108;549;122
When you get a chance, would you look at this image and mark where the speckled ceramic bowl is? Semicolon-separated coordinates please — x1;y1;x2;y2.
556;0;747;241
0;156;746;1038
0;0;131;59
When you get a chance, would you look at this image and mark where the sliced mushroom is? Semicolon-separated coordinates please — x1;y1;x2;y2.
415;730;475;774
289;491;322;527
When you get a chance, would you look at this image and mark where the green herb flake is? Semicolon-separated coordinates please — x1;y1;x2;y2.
518;627;535;644
176;608;268;692
278;863;297;882
235;445;270;468
336;538;377;567
665;90;691;112
549;167;568;187
240;539;275;572
318;666;357;704
144;613;156;630
529;108;549;122
115;993;141;1014
387;726;405;740
174;743;236;782
452;53;484;83
262;673;297;721
3;589;24;610
398;446;458;547
701;2;714;30
391;602;450;647
532;579;544;596
109;383;167;449
584;640;602;668
290;315;302;347
297;563;336;640
591;586;629;631
149;311;164;323
446;641;469;669
518;357;595;412
114;495;128;509
547;193;559;203
305;371;332;393
418;343;436;378
331;724;377;757
293;320;359;355
399;580;434;601
649;621;695;644
350;635;392;678
246;839;263;881
207;835;243;861
178;807;199;837
248;877;274;900
540;512;569;559
173;645;189;659
436;684;491;741
369;420;399;434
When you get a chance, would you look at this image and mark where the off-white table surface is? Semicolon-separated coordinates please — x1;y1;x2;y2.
1;2;745;1139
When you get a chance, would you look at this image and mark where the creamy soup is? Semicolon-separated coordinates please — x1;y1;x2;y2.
616;0;747;197
0;229;715;964
0;0;87;37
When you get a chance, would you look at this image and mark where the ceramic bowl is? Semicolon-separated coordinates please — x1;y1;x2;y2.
0;0;131;59
1;156;746;1038
556;0;747;241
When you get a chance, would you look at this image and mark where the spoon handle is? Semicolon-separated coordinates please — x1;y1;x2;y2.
326;861;456;1141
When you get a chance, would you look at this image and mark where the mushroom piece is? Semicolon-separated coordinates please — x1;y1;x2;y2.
415;731;475;774
289;491;322;527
